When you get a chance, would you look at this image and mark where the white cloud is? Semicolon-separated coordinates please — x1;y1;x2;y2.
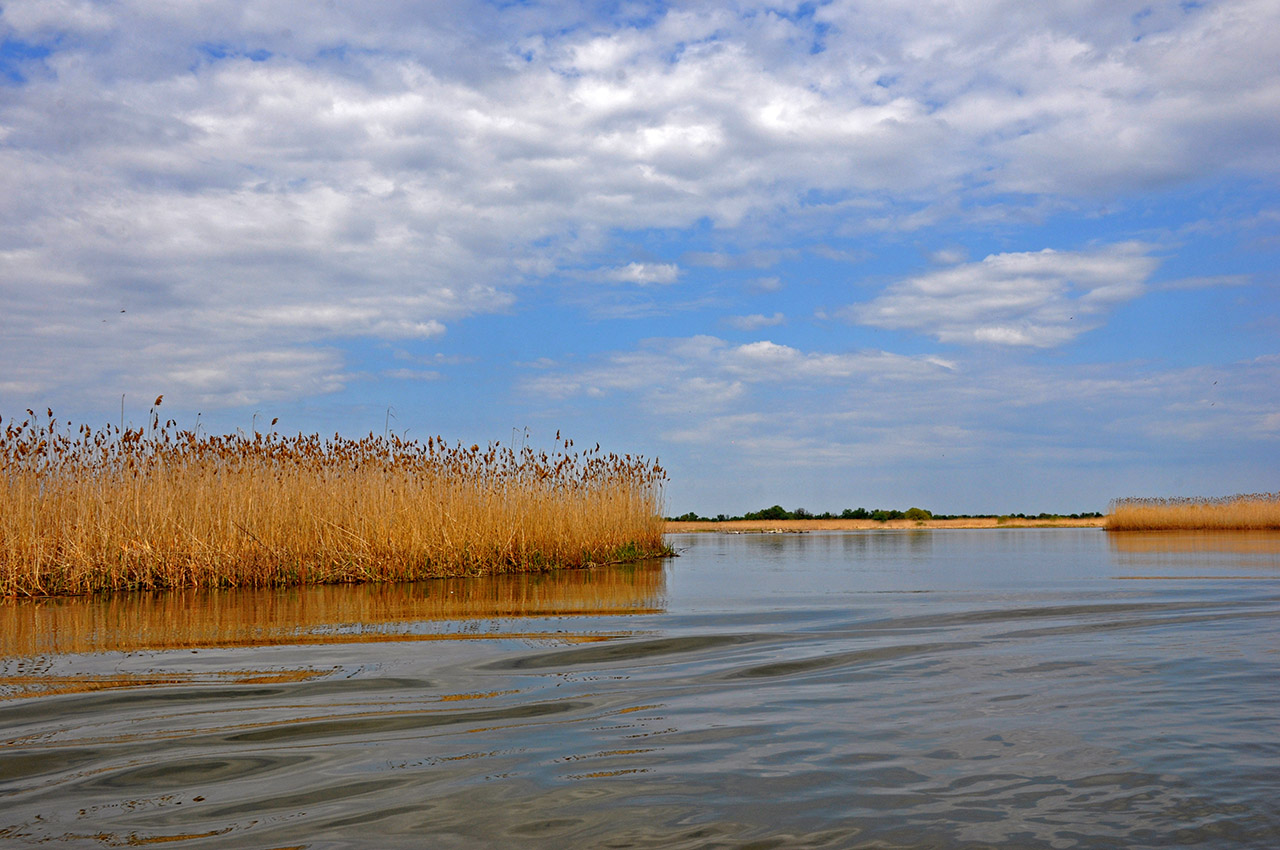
599;262;682;285
850;243;1160;346
521;336;954;410
927;247;968;265
749;277;784;293
1;0;114;35
382;368;443;382
519;336;1280;513
1;0;1278;407
724;312;785;330
684;250;787;270
722;340;944;381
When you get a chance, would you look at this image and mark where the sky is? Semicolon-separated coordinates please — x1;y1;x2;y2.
2;0;1278;516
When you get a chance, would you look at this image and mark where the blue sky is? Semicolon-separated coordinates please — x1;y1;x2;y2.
2;0;1277;515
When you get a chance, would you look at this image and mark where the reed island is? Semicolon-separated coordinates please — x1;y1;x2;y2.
1;404;669;597
1105;493;1280;531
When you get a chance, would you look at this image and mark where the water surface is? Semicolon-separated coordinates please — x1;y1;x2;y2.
2;529;1278;848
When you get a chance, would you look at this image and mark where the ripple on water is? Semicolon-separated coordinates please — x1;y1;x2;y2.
1;532;1279;848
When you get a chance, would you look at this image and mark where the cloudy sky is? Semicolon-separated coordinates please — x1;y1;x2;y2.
3;0;1278;515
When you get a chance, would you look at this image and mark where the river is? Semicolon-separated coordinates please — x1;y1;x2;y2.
2;528;1278;848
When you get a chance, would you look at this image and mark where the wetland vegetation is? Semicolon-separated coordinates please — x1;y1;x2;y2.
0;403;668;597
1106;493;1280;531
668;505;1104;523
4;399;1273;600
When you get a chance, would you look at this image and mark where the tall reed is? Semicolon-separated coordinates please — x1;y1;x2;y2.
1106;493;1280;531
1;404;668;597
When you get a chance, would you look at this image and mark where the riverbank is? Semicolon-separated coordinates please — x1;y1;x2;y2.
665;516;1106;533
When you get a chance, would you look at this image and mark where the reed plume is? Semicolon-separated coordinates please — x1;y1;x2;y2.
1105;493;1280;531
0;406;668;597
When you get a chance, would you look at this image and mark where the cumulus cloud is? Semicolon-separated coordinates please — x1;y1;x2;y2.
1;0;1278;408
749;277;785;293
815;0;1280;193
521;336;954;410
849;243;1160;346
520;336;1280;512
724;312;785;330
599;262;682;285
723;340;957;380
684;250;788;270
382;368;443;382
1;0;114;35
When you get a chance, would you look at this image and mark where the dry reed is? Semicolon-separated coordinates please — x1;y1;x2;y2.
1;403;669;597
1106;493;1280;531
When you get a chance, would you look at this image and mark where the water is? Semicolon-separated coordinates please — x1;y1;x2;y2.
2;529;1279;848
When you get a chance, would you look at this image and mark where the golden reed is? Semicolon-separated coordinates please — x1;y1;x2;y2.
0;402;668;597
1106;493;1280;531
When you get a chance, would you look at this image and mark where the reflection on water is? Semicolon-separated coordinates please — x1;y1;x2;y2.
1108;529;1280;556
1108;530;1280;578
0;668;329;702
1;560;667;657
2;531;1279;849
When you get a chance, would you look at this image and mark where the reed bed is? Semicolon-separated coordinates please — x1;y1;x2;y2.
1;404;668;597
1106;493;1280;531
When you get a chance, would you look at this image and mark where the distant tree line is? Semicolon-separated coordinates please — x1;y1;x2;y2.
667;505;1103;522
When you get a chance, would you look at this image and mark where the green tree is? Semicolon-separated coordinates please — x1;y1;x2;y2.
744;504;791;520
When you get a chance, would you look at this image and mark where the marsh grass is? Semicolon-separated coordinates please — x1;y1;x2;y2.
1106;493;1280;531
1;405;668;597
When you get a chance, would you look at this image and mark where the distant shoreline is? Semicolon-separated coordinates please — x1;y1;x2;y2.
665;517;1106;533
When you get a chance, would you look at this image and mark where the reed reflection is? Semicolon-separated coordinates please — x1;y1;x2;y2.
1;560;667;659
1108;530;1280;555
1108;530;1280;577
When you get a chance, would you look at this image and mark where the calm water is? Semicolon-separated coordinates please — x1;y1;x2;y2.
2;529;1279;848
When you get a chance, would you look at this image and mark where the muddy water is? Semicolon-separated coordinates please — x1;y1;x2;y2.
2;529;1278;848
